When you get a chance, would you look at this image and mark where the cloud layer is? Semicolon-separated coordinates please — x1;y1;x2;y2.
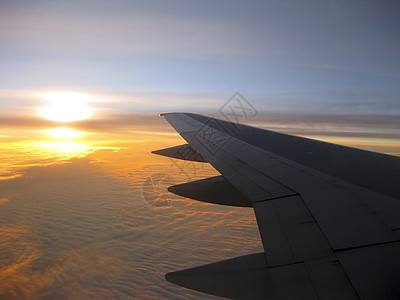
0;156;262;299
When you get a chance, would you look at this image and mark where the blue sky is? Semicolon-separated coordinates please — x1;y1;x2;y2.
0;0;399;115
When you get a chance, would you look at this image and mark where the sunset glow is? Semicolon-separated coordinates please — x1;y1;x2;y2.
39;142;91;154
39;92;94;122
47;128;84;139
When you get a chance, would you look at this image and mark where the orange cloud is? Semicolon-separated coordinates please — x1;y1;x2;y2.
0;198;9;205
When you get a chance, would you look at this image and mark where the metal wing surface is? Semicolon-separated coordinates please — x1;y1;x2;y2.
154;112;400;300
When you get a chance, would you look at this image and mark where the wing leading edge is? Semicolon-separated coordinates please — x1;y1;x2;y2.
154;112;400;300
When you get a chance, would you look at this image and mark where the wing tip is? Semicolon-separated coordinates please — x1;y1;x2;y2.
158;112;195;117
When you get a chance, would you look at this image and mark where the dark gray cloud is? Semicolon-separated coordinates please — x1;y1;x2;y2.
248;113;400;140
0;113;167;135
2;112;399;142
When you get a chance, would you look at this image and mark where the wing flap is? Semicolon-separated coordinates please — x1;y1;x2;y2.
336;242;400;300
303;188;397;250
166;252;358;300
254;195;332;266
167;175;251;207
152;144;206;162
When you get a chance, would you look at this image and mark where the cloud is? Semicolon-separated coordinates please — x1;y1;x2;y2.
0;157;106;190
1;110;399;141
0;155;262;299
0;198;10;205
0;105;398;298
0;1;253;62
1;105;399;159
249;113;400;140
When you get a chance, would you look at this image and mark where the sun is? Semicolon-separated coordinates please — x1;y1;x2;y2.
39;92;94;122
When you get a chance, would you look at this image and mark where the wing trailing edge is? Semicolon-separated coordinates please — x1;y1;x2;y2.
166;252;358;300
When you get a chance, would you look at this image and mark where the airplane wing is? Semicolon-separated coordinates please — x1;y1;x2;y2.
153;112;400;300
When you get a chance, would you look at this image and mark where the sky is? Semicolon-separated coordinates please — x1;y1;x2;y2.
1;0;399;114
0;0;399;299
1;0;399;151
